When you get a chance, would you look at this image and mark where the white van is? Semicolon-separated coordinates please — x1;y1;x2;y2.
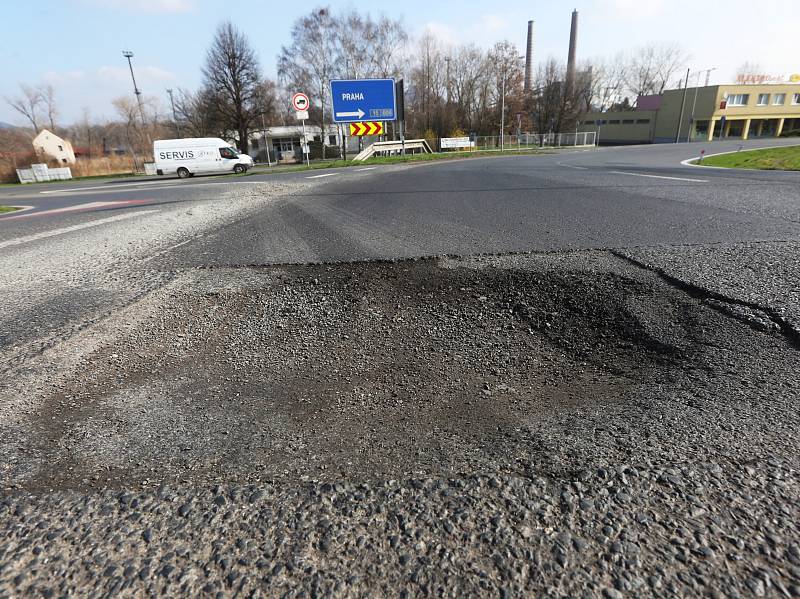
153;138;254;178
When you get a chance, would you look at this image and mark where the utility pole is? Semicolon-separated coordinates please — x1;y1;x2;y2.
675;68;691;143
260;112;272;167
687;68;716;142
500;67;507;151
166;88;181;138
122;50;146;127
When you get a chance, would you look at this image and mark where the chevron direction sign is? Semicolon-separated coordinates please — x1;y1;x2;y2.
349;122;384;136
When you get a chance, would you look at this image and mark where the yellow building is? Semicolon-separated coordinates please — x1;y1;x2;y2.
578;83;800;144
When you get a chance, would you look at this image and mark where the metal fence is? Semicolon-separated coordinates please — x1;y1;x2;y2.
443;132;596;152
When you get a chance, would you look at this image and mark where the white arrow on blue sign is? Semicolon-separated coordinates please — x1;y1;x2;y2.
330;79;396;123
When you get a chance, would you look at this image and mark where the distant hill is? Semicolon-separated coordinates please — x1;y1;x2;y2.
0;121;17;130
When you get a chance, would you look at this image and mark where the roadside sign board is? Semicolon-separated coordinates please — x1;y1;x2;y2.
440;137;472;149
349;122;384;136
330;79;396;123
292;92;310;112
295;110;309;121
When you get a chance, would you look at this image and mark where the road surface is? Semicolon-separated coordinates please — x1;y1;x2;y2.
1;139;799;597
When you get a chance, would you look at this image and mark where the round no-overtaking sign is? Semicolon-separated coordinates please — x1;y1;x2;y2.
292;93;310;111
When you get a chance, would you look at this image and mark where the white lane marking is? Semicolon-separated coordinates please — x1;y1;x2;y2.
355;167;376;172
557;162;589;170
1;201;139;220
0;210;159;250
306;173;339;179
610;170;707;183
39;180;183;194
139;236;197;263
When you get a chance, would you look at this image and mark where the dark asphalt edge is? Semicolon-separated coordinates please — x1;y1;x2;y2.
610;249;800;350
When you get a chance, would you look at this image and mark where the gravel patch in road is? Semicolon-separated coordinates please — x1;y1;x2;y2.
0;182;296;375
617;241;800;336
1;251;798;595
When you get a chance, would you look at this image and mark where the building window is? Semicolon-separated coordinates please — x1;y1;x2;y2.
329;135;337;145
635;119;650;124
773;93;786;105
622;119;634;124
727;94;750;106
609;119;620;124
793;93;800;105
757;93;770;106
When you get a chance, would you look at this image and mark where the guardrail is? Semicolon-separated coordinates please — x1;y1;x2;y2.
353;139;434;161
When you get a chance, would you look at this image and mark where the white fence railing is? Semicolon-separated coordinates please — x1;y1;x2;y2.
439;132;596;152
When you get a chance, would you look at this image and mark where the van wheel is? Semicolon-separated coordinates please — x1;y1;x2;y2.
177;167;190;179
233;164;246;174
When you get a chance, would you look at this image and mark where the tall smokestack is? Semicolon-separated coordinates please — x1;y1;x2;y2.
566;9;578;92
524;20;534;93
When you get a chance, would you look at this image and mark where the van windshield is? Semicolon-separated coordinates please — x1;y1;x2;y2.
219;147;238;159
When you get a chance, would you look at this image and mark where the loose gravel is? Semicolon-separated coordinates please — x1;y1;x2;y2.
1;251;799;596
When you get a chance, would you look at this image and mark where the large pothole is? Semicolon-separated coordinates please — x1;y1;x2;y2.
4;252;799;493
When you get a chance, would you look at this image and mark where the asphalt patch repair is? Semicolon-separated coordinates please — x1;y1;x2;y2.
1;252;799;597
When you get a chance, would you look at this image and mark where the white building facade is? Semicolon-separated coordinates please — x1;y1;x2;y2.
32;129;76;165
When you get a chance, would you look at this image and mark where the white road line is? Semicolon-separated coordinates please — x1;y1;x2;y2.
610;170;707;183
0;210;159;250
1;201;137;220
558;162;589;170
355;167;376;172
139;236;197;263
39;180;181;194
306;173;339;179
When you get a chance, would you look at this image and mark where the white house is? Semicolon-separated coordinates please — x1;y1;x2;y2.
32;129;76;165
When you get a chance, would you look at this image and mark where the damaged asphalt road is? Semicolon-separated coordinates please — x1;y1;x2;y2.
1;146;800;597
2;252;799;597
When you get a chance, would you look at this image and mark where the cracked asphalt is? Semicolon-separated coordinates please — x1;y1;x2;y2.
1;141;799;597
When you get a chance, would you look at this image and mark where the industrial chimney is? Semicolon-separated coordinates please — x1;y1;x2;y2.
524;20;534;93
566;9;579;92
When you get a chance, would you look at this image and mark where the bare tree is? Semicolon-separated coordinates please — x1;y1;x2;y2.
41;85;58;132
408;32;447;135
624;42;688;100
174;88;223;138
112;96;144;169
202;21;264;153
278;8;338;157
5;84;43;131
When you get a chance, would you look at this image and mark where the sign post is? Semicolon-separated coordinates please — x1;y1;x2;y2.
292;92;311;166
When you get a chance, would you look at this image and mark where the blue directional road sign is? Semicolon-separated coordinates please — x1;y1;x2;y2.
330;78;397;123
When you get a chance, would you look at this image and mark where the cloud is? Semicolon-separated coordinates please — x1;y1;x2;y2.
97;65;176;83
82;0;194;13
421;14;512;48
42;70;87;84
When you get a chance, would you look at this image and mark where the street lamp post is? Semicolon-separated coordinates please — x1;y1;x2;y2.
122;50;146;127
675;68;691;143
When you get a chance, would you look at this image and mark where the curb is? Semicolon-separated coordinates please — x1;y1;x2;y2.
681;142;800;169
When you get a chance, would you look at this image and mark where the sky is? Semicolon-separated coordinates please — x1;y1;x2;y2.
1;0;799;126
